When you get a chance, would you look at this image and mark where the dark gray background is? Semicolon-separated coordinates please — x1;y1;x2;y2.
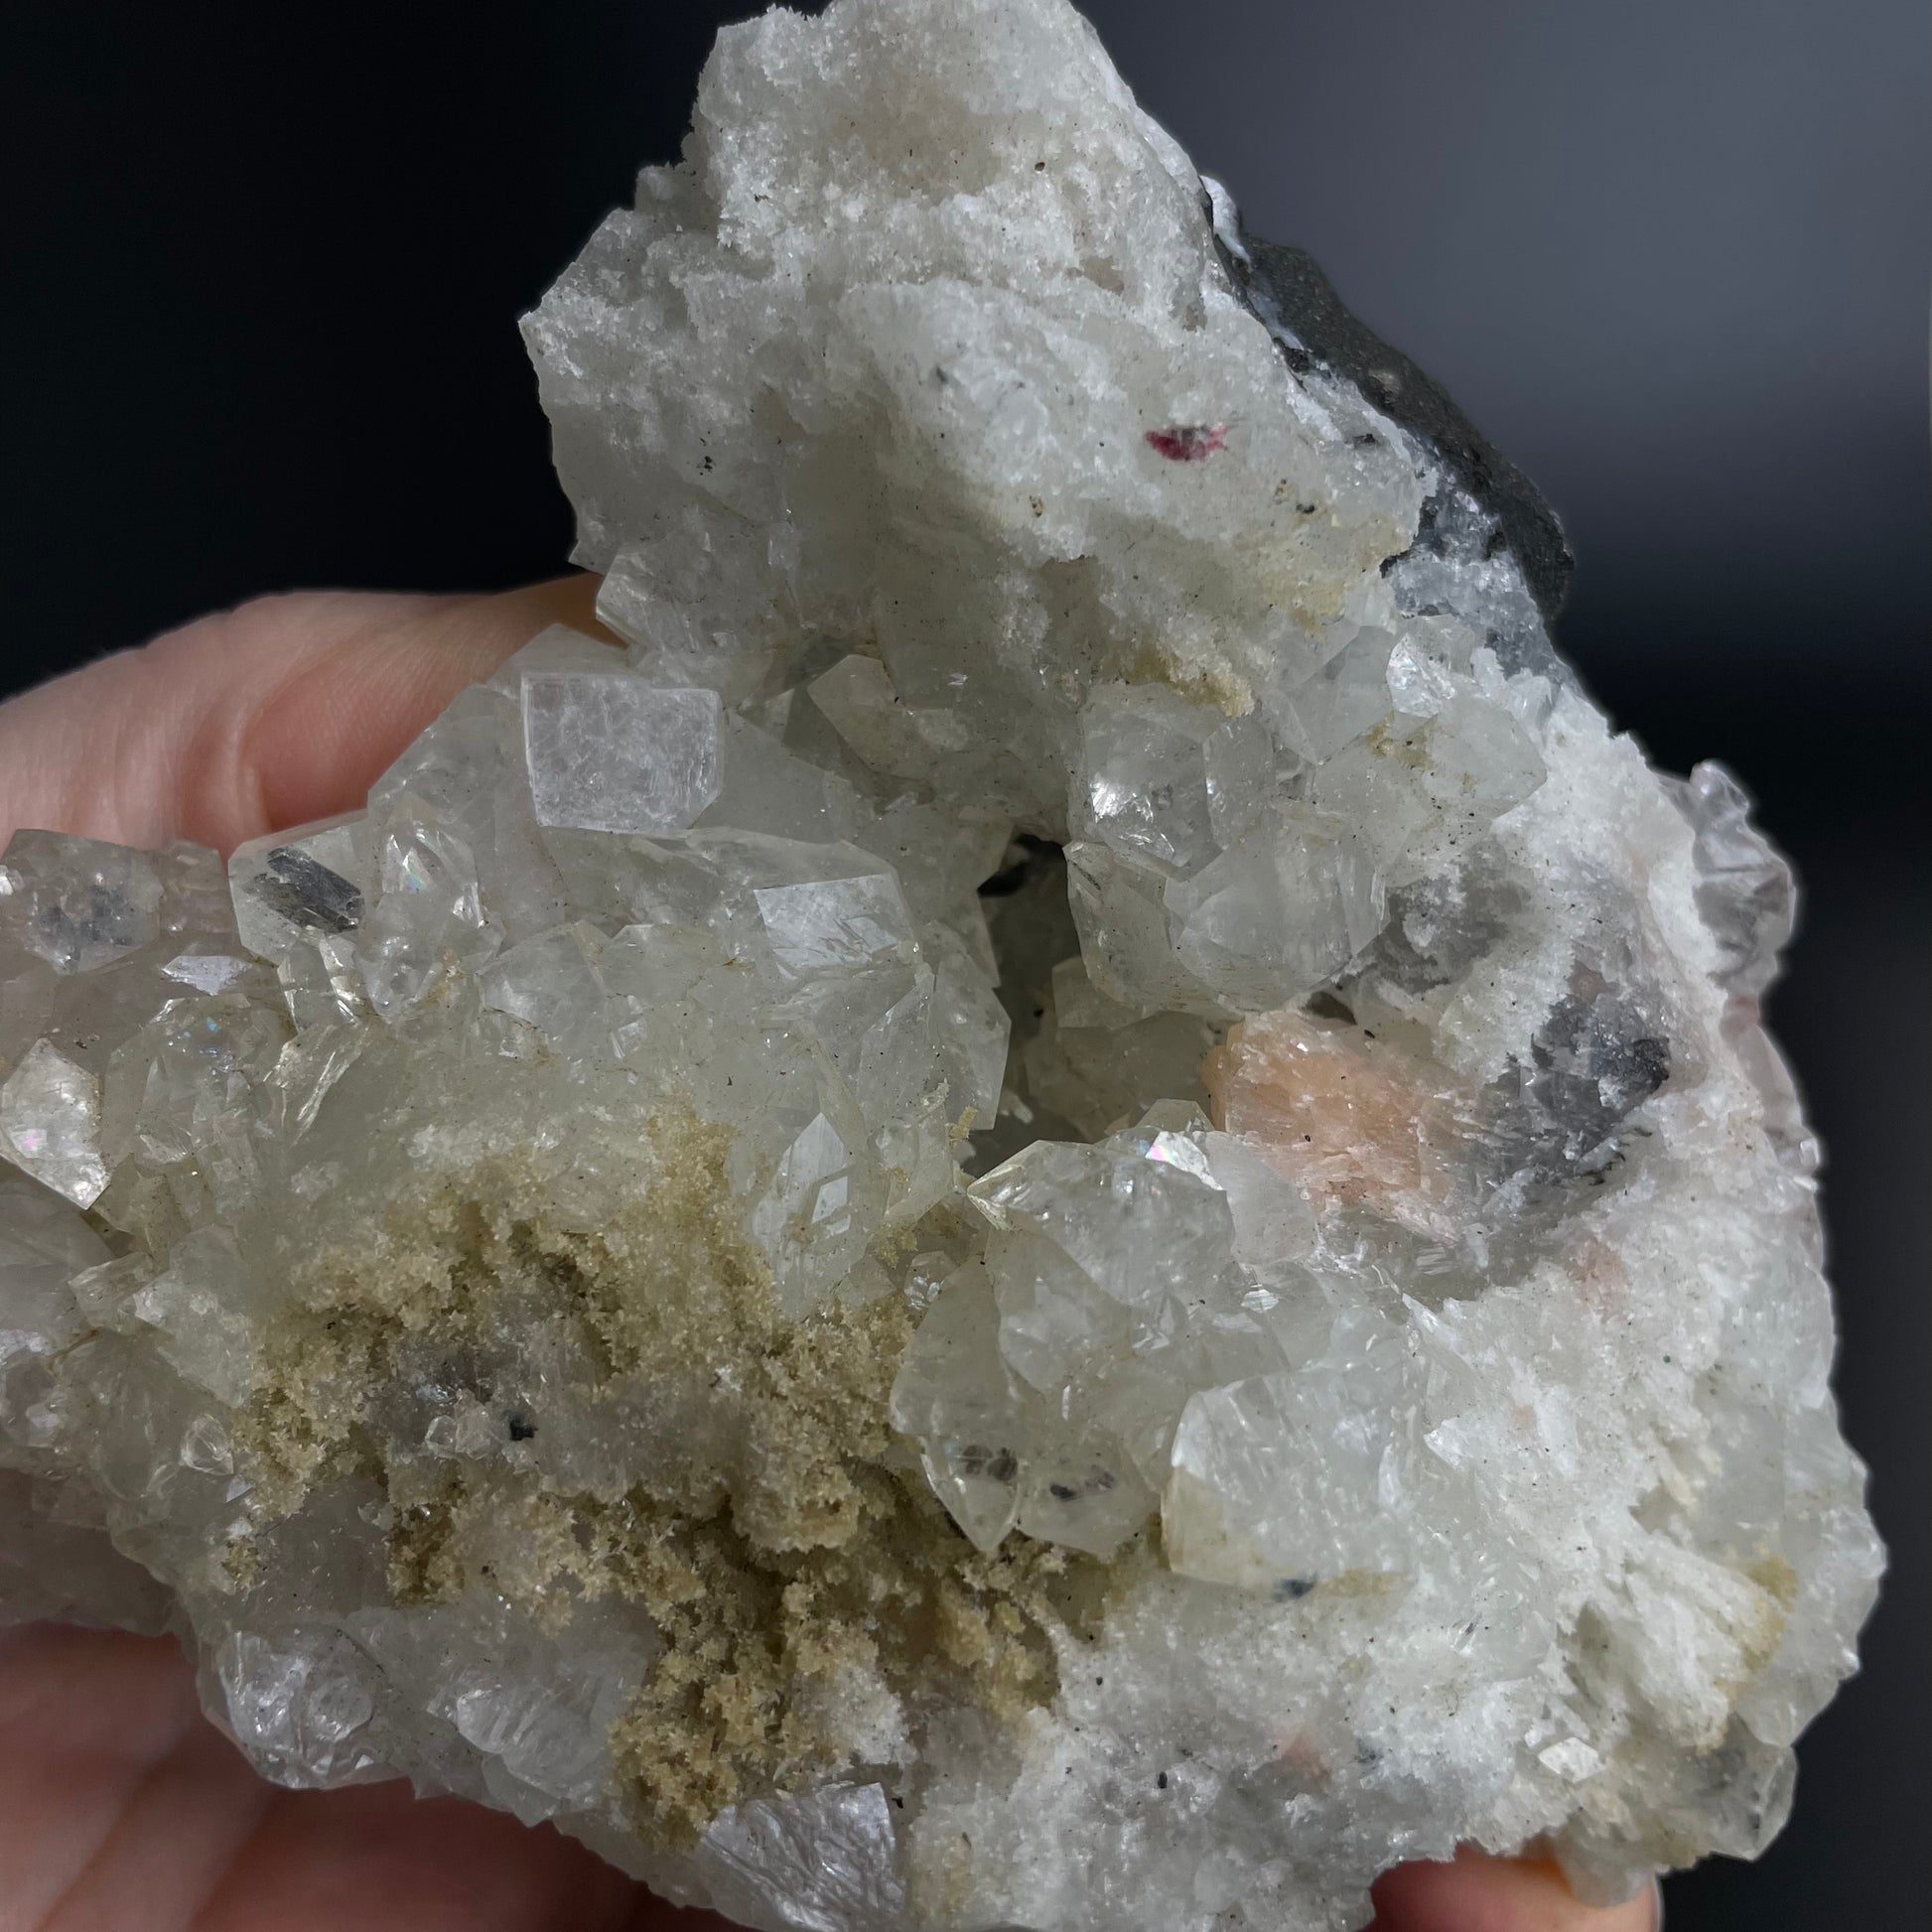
2;3;1926;1926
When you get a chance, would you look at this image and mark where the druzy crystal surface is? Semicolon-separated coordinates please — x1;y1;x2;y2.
0;1;1881;1926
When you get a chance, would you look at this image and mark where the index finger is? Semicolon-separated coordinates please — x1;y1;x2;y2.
0;576;612;857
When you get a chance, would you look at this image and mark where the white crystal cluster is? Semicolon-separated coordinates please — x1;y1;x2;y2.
0;2;1880;1928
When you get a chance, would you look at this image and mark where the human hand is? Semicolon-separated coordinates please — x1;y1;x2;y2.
0;583;1659;1932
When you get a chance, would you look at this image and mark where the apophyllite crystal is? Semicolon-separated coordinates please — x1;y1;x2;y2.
0;1;1881;1926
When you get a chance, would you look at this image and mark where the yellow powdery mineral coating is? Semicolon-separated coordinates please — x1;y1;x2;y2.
233;1106;1106;1849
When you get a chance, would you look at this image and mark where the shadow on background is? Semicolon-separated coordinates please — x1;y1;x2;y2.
2;3;1926;1926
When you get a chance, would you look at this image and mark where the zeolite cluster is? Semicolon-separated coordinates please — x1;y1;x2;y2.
0;2;1881;1927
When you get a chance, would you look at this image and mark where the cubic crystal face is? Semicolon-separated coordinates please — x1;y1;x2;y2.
0;3;1880;1930
522;673;724;834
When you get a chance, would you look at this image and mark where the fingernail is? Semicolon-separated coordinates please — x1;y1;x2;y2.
1649;1874;1666;1931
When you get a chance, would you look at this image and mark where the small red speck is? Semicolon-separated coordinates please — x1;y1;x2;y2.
1145;422;1228;462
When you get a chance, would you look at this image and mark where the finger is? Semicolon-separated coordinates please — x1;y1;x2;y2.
1370;1847;1659;1932
188;1778;651;1932
0;575;613;858
0;1621;228;1931
0;1623;704;1932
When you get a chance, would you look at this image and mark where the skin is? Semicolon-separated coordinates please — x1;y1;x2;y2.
0;581;1658;1932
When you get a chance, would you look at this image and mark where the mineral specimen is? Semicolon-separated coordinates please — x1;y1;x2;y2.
0;0;1881;1927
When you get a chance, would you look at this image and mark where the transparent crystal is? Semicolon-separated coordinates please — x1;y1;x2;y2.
0;831;162;975
695;1783;907;1932
0;1040;109;1206
228;815;370;964
212;1627;382;1788
1165;806;1384;1011
522;672;723;835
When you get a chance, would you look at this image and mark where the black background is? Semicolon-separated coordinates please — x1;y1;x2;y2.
2;4;1926;1926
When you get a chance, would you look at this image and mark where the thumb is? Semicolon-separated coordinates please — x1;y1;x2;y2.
0;576;612;856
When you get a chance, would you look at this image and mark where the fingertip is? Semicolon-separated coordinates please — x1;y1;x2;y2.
0;575;616;857
231;576;615;847
1369;1848;1660;1932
